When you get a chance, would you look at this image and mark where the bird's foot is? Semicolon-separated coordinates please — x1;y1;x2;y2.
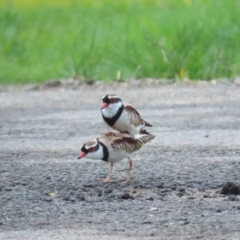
101;177;111;183
121;180;129;184
121;176;131;184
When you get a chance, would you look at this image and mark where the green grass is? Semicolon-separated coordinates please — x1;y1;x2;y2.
0;0;240;84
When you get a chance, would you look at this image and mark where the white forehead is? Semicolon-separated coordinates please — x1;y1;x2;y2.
85;139;98;149
102;94;119;99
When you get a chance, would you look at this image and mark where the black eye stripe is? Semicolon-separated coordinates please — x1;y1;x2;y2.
83;143;100;153
110;97;121;103
102;95;121;104
88;147;94;152
81;145;88;153
102;96;109;103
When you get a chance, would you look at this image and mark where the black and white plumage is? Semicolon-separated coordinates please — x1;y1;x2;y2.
101;94;152;135
78;132;155;183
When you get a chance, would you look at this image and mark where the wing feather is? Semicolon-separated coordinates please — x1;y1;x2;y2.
99;132;154;154
111;135;143;153
124;104;144;127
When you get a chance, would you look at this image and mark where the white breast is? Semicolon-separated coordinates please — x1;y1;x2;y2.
107;144;129;162
113;109;141;135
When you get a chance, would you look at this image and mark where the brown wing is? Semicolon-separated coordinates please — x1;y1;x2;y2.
110;135;144;153
125;104;152;127
99;132;144;153
124;104;144;127
99;132;154;153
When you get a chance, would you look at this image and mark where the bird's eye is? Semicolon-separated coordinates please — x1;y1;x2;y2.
88;147;94;152
110;98;115;103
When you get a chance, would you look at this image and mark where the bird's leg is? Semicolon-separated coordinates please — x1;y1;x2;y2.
121;158;133;184
101;162;114;183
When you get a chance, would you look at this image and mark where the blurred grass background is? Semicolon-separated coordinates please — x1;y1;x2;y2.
0;0;240;84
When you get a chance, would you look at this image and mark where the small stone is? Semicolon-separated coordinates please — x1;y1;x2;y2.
221;182;240;195
121;193;134;200
161;189;170;193
43;198;52;202
48;192;56;197
150;207;158;211
83;184;95;188
216;209;222;213
146;197;154;201
178;187;185;192
157;184;164;189
63;196;70;201
105;189;113;194
76;194;85;201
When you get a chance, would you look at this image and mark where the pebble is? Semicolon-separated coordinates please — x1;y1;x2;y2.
149;207;158;211
221;182;240;195
121;193;134;200
146;197;154;201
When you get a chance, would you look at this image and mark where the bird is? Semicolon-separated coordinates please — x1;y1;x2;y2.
78;132;155;183
101;94;152;135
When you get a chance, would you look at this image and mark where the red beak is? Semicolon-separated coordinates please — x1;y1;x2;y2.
78;152;86;159
101;102;108;109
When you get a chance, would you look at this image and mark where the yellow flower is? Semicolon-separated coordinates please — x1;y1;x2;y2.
182;0;192;5
179;68;185;78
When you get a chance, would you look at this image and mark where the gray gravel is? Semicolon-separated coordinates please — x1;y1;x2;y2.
1;83;240;240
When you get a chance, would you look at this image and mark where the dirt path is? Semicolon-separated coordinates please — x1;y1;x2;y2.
1;84;240;239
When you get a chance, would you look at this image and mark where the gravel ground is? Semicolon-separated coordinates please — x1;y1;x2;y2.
1;83;240;240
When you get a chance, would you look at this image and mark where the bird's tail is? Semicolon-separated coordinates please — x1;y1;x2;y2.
134;133;155;144
139;129;151;135
144;120;152;127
